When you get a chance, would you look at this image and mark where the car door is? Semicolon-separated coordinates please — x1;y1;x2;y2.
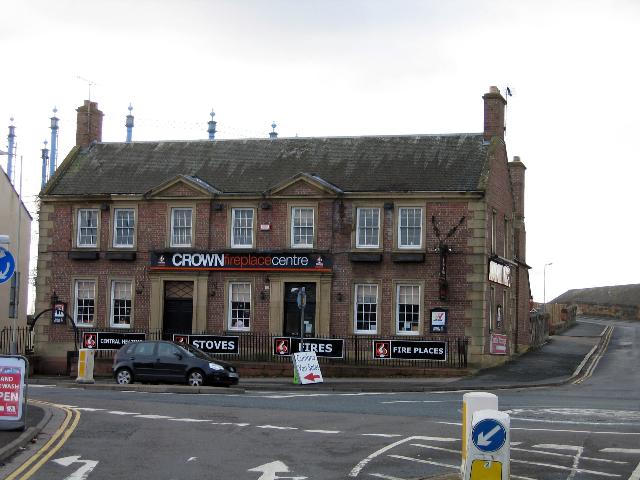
154;342;189;382
131;341;157;379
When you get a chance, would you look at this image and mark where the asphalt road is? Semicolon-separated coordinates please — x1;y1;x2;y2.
2;317;639;480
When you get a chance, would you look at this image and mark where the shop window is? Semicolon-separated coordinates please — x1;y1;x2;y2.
74;279;96;326
229;282;251;331
231;208;254;248
77;209;99;247
354;284;378;333
396;284;420;335
291;207;314;248
110;280;132;327
171;208;193;247
113;208;135;248
356;208;380;248
398;207;423;249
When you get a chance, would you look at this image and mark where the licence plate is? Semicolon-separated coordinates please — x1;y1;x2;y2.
228;372;239;378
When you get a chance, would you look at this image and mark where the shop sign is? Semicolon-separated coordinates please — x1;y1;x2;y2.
52;302;66;324
0;357;26;425
373;340;447;361
489;260;511;287
273;337;344;358
151;251;332;272
82;332;146;350
172;334;239;354
490;333;508;355
430;308;448;333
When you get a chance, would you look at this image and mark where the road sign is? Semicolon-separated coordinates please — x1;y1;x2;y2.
472;418;507;453
0;247;16;284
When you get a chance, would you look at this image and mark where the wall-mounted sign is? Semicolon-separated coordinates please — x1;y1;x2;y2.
490;333;508;355
82;332;146;350
373;340;447;361
430;308;448;333
172;334;239;354
489;260;511;287
273;337;344;358
151;251;331;272
52;302;66;325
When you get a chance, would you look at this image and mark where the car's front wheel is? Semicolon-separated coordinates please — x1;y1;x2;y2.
187;369;205;387
115;368;133;385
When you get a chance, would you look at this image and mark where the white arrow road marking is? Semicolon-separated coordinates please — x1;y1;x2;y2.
477;425;501;446
248;461;307;480
53;456;99;480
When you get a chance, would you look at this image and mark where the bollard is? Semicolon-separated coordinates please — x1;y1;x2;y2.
463;409;510;479
461;392;498;472
76;348;95;384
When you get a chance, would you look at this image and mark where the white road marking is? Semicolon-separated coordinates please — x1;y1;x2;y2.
437;421;640;435
368;473;408;479
387;456;537;480
510;458;620;477
254;392;400;399
187;457;197;462
361;434;402;438
256;425;298;430
511;417;640;427
211;422;250;427
53;455;99;480
602;449;640;454
28;384;56;388
169;418;211;423
512;447;627;464
303;429;341;434
410;444;458;454
74;407;105;412
108;411;140;415
135;414;174;419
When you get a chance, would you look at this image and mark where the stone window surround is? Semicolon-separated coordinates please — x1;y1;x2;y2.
108;277;134;329
393;279;425;336
110;205;138;250
72;206;101;250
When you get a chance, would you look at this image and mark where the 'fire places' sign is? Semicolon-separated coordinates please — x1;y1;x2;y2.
373;340;447;361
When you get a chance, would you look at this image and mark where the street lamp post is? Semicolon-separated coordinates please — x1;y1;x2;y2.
543;262;553;315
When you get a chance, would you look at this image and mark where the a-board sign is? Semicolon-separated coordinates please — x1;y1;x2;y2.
0;356;27;431
172;334;239;354
82;332;146;350
490;333;508;355
292;351;323;384
273;337;344;358
373;339;447;361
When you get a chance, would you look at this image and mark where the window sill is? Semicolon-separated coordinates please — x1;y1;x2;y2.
105;251;137;261
68;251;99;260
391;252;425;263
349;252;382;263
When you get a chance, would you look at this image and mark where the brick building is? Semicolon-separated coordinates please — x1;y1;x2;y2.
34;87;530;374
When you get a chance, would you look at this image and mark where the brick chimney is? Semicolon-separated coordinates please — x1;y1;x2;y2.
508;155;526;220
482;86;506;141
76;100;104;148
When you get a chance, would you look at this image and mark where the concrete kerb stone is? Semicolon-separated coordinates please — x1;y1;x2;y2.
0;406;52;462
59;382;246;395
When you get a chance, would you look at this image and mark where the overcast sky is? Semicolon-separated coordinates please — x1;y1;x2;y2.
1;0;638;307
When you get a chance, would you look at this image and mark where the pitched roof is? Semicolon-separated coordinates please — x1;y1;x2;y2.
552;284;640;307
46;134;489;196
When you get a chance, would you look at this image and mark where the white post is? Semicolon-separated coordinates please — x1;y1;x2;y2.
461;392;498;475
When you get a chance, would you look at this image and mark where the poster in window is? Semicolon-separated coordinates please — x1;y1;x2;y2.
430;308;448;333
496;304;503;329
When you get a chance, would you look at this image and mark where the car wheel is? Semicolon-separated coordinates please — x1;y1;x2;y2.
115;368;133;385
187;369;205;387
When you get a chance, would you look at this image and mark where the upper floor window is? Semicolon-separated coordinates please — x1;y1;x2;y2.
356;208;380;248
396;284;421;335
398;207;422;249
74;279;95;326
171;208;192;247
77;209;99;247
110;280;132;327
291;207;314;248
229;282;251;331
354;284;378;334
503;218;510;258
231;208;254;248
491;210;497;255
113;208;135;248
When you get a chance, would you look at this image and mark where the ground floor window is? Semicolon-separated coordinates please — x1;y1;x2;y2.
229;282;251;331
396;284;420;334
355;284;378;333
111;280;132;327
74;279;96;326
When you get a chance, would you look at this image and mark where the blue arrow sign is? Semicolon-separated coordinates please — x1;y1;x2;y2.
0;247;16;285
472;418;506;452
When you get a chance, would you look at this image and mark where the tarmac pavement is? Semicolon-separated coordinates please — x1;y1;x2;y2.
0;319;609;476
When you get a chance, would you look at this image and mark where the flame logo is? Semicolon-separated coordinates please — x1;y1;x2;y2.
276;339;288;354
376;342;388;357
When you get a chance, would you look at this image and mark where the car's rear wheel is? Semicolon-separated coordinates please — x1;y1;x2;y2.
187;369;205;387
115;368;133;385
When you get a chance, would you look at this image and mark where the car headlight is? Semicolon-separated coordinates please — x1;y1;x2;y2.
208;362;224;371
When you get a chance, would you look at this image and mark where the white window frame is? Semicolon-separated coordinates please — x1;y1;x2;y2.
110;280;133;328
231;208;254;248
354;284;378;334
397;207;423;249
171;207;193;247
74;279;96;326
77;208;99;248
396;283;421;335
113;208;135;248
291;207;314;248
228;282;251;331
356;207;380;248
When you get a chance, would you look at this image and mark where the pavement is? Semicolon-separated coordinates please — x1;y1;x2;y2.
0;319;609;476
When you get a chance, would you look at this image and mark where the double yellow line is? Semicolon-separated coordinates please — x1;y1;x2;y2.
573;325;614;385
5;401;81;480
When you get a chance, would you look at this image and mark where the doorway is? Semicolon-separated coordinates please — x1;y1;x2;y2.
163;281;193;336
283;283;316;337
